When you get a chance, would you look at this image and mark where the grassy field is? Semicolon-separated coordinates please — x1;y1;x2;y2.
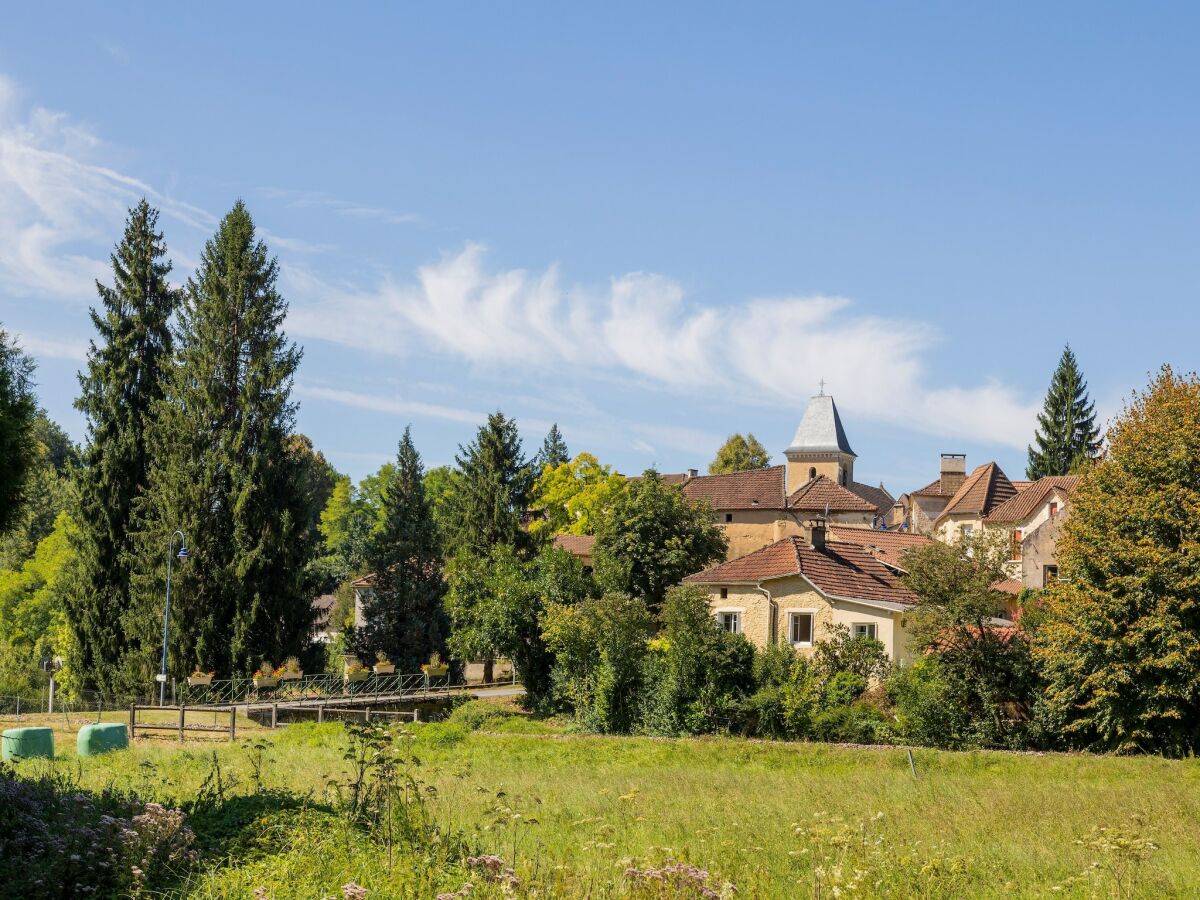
4;699;1199;898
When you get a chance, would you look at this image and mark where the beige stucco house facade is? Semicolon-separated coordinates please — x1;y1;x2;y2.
684;526;921;663
931;461;1018;543
983;475;1081;588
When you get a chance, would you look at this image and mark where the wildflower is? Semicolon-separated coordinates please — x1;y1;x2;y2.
342;883;368;900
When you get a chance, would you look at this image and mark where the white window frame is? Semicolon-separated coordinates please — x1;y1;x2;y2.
787;610;817;648
715;608;743;635
852;622;878;641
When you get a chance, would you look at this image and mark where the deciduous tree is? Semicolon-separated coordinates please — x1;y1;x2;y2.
592;469;727;611
708;433;771;475
1034;366;1200;755
529;452;626;535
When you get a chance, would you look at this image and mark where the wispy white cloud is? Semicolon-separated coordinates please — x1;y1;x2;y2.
287;245;1039;447
13;330;87;362
260;188;421;226
0;73;216;301
295;383;488;426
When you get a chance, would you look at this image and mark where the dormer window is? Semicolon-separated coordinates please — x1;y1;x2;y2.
809;467;817;480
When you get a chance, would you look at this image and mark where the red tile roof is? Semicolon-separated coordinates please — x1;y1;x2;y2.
685;536;919;605
911;477;962;498
788;475;878;513
678;465;787;510
984;476;1082;524
993;578;1023;596
552;533;596;557
828;526;933;571
847;481;894;517
937;462;1017;521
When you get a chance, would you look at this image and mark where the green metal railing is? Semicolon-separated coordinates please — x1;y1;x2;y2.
178;671;450;706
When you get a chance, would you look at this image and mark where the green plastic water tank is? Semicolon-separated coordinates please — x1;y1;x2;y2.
76;722;129;756
1;726;55;761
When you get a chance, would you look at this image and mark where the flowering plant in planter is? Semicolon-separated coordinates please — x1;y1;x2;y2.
372;651;395;675
187;670;214;686
421;652;449;677
344;658;370;682
280;656;303;680
252;663;280;689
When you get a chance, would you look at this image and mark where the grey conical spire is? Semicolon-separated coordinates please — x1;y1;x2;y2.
786;394;856;456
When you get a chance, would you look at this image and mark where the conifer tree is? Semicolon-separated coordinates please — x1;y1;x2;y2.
359;427;448;670
538;423;569;471
0;327;37;534
1026;346;1101;479
445;412;535;556
70;200;179;693
128;201;313;681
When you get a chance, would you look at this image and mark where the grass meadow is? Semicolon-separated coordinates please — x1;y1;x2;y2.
4;699;1199;898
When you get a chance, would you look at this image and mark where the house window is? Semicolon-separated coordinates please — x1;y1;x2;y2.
718;611;741;634
725;513;734;523
1043;565;1059;587
789;612;814;647
1049;502;1058;518
809;467;817;480
1011;528;1023;561
719;588;728;599
960;524;974;539
852;623;877;640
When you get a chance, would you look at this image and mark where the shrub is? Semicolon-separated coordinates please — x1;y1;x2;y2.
0;763;197;896
448;700;514;731
810;701;886;744
823;670;868;707
887;656;974;749
745;644;817;739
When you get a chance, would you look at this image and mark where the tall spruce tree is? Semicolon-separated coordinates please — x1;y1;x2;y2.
0;327;37;534
70;200;179;693
445;411;535;557
358;427;448;670
128;201;313;681
538;423;569;471
1027;346;1101;479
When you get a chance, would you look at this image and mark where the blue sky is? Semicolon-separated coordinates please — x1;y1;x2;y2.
2;3;1197;493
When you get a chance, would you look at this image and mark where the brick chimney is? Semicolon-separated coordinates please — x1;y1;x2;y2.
939;453;967;494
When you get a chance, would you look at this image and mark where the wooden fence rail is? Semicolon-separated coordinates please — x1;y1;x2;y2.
129;704;237;742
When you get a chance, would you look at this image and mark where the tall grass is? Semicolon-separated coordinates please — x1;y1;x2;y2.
5;701;1199;897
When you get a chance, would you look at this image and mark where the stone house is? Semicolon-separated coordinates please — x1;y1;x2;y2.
662;392;894;560
894;453;969;533
983;475;1082;589
684;524;921;663
932;461;1018;543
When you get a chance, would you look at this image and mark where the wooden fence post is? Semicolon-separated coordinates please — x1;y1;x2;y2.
178;705;185;742
317;703;324;724
129;703;136;740
230;706;237;741
271;703;278;729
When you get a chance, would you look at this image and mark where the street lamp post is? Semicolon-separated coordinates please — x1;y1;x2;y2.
159;530;189;706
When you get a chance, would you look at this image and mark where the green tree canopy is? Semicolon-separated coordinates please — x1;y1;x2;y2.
529;452;626;536
129;201;314;680
0;412;79;571
592;469;727;610
1034;366;1200;755
538;422;569;471
69;200;179;692
900;531;1040;748
358;427;448;671
0;327;37;535
446;543;597;703
444;411;535;556
708;433;771;475
1027;345;1101;479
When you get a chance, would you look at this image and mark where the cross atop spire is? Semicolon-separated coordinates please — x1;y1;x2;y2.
817;377;826;396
